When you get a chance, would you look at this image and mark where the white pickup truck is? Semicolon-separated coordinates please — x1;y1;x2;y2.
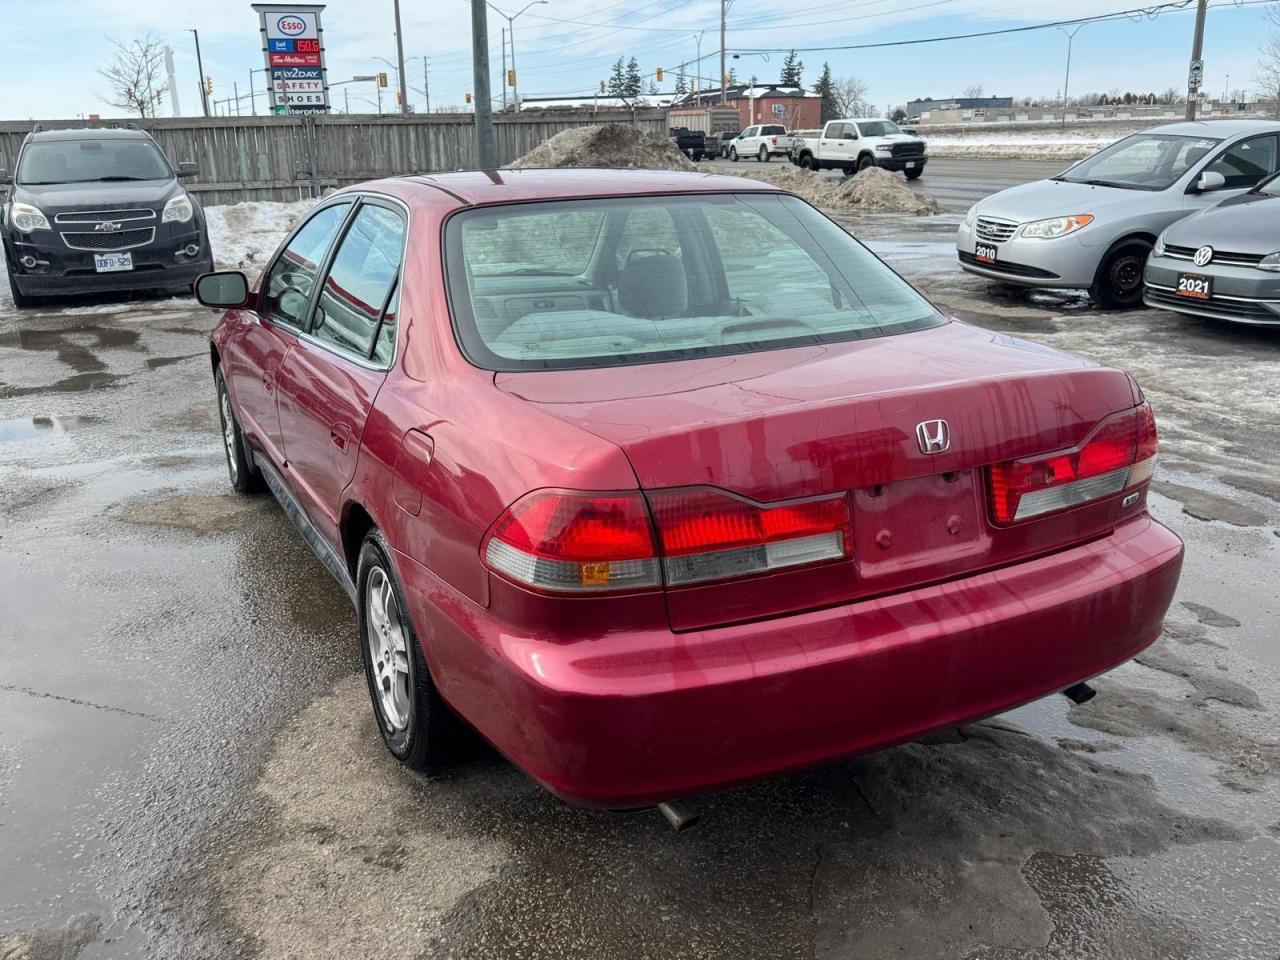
725;124;798;163
790;118;928;179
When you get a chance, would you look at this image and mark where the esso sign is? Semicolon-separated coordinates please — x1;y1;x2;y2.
277;16;307;36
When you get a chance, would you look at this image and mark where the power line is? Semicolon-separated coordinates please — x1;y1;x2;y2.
730;0;1270;53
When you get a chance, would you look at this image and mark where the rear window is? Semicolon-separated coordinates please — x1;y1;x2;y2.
762;125;786;136
18;139;171;185
444;192;943;371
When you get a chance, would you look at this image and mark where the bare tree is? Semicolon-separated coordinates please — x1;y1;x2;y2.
832;75;869;118
1258;6;1280;119
962;84;984;98
98;34;166;117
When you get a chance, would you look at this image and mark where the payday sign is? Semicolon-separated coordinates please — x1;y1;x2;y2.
252;3;330;113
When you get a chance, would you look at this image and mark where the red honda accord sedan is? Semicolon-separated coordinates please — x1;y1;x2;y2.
198;168;1183;810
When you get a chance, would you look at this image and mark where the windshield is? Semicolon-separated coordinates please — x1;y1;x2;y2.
856;120;902;137
18;139;172;185
445;192;944;371
1056;133;1220;191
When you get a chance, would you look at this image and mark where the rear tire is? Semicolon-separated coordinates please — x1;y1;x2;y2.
1090;239;1152;310
842;166;856;177
730;147;739;162
758;146;770;163
357;529;462;773
803;154;820;172
215;369;263;494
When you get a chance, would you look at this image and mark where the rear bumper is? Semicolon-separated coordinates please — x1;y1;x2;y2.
401;514;1183;808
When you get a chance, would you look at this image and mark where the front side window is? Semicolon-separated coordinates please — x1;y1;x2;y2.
1057;134;1221;190
1206;135;1278;189
261;202;351;328
311;203;405;359
446;192;943;371
17;139;172;184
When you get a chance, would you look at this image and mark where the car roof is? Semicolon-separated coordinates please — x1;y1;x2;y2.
26;127;155;142
355;168;787;207
1141;118;1280;139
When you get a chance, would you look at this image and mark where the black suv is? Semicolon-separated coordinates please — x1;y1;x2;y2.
1;127;213;307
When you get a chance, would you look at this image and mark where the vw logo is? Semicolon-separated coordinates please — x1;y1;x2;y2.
1193;245;1214;267
94;221;122;233
916;419;951;455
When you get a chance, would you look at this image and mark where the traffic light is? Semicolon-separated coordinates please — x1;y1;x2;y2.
396;90;402;104
377;72;388;88
507;69;515;87
205;76;213;94
465;92;473;103
655;67;664;83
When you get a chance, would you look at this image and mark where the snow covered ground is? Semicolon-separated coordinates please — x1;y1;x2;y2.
204;199;313;272
921;132;1122;161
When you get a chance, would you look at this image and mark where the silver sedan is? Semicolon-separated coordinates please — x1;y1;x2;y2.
957;119;1280;308
1144;176;1280;325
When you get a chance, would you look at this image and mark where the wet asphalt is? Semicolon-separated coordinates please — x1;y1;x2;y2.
1;173;1279;959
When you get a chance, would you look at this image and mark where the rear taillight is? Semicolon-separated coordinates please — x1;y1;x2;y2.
770;135;777;145
482;488;850;593
988;403;1158;524
482;491;660;592
648;488;850;586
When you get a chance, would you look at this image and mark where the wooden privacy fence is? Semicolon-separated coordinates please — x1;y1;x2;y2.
0;110;670;205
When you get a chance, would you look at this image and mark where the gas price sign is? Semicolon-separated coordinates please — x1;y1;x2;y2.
252;4;330;113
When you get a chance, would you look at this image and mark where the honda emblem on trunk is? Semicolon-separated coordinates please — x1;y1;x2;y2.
916;419;950;454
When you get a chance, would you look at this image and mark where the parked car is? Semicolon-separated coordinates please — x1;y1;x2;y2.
727;124;792;162
1144;173;1280;324
706;130;740;159
957;119;1280;308
668;127;706;162
791;118;928;179
1;126;211;308
198;168;1181;811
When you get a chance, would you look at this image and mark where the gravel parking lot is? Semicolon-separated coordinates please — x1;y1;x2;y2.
2;176;1278;958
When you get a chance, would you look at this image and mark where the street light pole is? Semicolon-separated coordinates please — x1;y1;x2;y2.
500;27;508;111
1186;0;1208;120
487;1;547;113
1057;25;1083;127
188;29;209;117
720;0;727;105
393;0;409;113
423;56;431;113
693;31;703;96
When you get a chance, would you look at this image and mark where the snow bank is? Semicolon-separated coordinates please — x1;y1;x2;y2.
205;200;313;271
729;164;939;216
508;124;695;171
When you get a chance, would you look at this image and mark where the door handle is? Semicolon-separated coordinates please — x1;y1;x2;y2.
330;422;353;452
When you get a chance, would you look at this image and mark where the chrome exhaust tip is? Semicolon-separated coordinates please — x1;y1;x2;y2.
656;800;700;832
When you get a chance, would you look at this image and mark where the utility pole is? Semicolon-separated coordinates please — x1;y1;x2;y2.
165;45;182;117
719;0;727;104
693;31;703;96
233;80;241;115
393;0;409;113
472;0;496;168
501;27;508;111
1057;25;1082;128
189;29;209;117
423;56;431;113
1186;0;1208;120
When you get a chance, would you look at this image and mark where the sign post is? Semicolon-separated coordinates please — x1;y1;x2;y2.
251;3;331;115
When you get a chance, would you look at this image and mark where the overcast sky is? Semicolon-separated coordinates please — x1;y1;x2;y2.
0;0;1274;119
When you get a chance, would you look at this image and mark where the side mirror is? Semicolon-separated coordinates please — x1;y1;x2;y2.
195;271;251;309
1195;170;1226;192
177;161;199;178
0;168;11;185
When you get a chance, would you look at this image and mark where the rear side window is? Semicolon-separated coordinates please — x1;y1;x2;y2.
310;203;405;360
445;192;942;371
261;202;351;328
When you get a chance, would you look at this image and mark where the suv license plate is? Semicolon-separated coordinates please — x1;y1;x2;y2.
94;252;133;273
975;242;998;265
905;161;916;168
1176;272;1211;300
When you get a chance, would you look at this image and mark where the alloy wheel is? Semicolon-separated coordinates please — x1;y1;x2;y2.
366;566;411;732
218;385;238;484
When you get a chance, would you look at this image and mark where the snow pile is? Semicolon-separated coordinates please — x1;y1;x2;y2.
921;133;1119;161
205;199;313;271
730;164;938;216
508;124;695;171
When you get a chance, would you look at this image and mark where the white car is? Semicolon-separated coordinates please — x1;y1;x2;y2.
791;119;928;179
726;124;793;163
